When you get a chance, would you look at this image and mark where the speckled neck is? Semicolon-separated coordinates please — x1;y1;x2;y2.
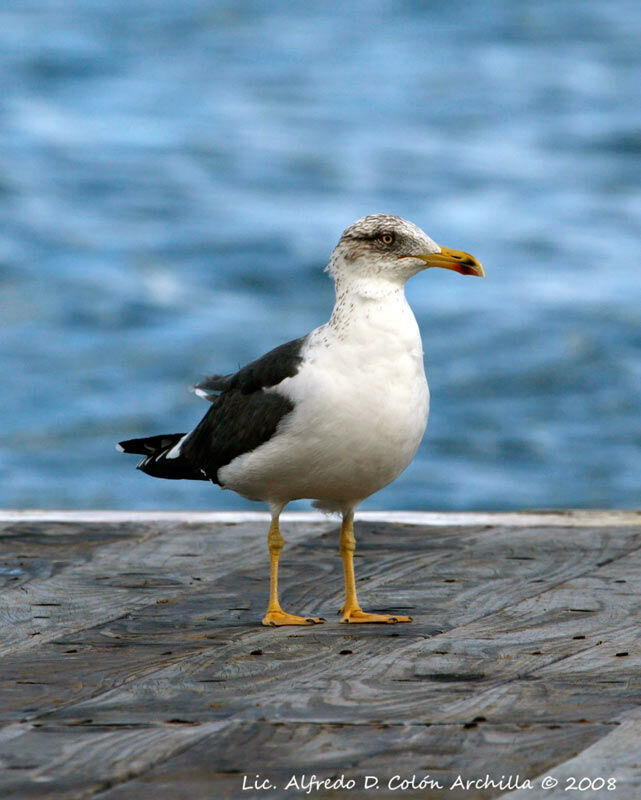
328;275;411;334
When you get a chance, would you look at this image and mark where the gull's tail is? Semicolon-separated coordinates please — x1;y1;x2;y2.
117;433;207;481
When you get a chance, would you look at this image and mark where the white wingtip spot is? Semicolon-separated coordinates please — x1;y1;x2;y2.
193;387;209;400
116;443;124;452
166;432;189;460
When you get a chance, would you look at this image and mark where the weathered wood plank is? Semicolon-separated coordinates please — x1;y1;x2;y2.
0;512;640;799
3;521;637;729
0;517;334;658
503;706;641;800
93;720;615;800
0;719;230;799
33;544;640;729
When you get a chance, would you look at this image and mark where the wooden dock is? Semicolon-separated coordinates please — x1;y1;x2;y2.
1;510;640;799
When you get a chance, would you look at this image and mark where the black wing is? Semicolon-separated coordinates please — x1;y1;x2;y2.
118;432;208;481
192;336;306;402
183;336;307;483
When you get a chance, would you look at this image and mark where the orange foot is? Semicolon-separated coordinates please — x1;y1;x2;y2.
340;607;413;624
262;609;325;627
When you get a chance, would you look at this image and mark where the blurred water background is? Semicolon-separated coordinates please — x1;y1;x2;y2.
1;0;640;511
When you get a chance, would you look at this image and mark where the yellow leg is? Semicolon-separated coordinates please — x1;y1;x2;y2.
261;517;324;627
339;514;412;624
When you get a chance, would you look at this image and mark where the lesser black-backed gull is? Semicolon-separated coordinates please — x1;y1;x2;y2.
118;214;484;626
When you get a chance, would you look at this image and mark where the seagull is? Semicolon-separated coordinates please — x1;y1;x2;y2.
118;214;484;626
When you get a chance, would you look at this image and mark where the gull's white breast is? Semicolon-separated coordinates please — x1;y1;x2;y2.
218;292;429;507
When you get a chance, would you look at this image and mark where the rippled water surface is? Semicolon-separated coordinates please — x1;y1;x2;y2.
2;0;640;510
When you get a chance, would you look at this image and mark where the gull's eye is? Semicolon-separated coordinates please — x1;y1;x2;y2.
379;232;395;245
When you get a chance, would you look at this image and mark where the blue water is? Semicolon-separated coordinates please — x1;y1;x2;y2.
2;0;640;511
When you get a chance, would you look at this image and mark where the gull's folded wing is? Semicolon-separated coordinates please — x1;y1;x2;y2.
180;335;308;483
192;336;306;402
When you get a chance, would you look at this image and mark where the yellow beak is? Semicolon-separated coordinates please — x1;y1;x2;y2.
409;246;485;277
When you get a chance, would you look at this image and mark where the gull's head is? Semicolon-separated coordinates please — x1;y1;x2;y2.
328;214;484;285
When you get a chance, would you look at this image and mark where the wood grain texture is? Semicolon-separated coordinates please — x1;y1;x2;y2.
0;512;640;799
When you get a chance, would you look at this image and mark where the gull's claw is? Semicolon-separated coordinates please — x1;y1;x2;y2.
262;610;325;627
340;608;413;624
